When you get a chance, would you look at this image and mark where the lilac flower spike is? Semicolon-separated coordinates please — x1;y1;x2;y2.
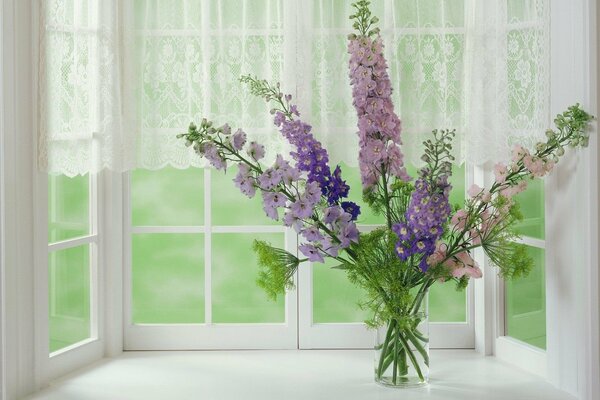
348;34;409;189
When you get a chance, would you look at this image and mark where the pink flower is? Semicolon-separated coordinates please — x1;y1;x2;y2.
494;163;508;184
426;242;448;266
467;184;482;198
448;251;483;279
450;209;468;230
523;155;547;177
512;145;529;163
500;180;528;199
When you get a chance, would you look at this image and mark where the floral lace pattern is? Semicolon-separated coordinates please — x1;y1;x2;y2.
39;0;549;175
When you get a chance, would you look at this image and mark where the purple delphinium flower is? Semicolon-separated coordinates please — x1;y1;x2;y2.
247;141;265;161
348;34;409;190
262;191;287;220
200;142;227;171
233;163;256;198
231;129;247;150
272;105;359;219
341;201;361;221
283;211;303;233
392;178;452;271
289;197;314;220
321;237;340;257
301;226;325;242
257;168;281;190
299;244;325;263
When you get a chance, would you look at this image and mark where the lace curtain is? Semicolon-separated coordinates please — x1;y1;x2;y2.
39;0;549;176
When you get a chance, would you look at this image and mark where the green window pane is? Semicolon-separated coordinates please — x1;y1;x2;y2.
49;244;91;353
48;174;89;243
132;234;205;324
506;246;546;349
448;164;466;207
131;167;204;226
212;233;285;323
313;257;370;323
513;178;544;240
211;170;277;226
429;282;467;322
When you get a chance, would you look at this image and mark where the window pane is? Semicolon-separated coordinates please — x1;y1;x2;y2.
212;233;285;323
513;178;544;240
211;170;277;226
313;257;369;323
336;163;382;225
132;234;205;324
505;246;546;349
48;174;89;243
49;244;91;353
131;167;204;226
429;283;467;322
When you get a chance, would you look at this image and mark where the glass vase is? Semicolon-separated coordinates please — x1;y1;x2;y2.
374;289;429;388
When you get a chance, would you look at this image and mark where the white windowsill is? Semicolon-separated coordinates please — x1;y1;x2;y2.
25;350;574;400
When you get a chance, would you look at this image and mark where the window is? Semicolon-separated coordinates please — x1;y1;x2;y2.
125;167;297;349
48;174;95;354
505;179;546;349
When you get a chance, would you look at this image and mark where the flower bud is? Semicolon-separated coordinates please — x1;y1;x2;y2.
535;142;546;152
556;146;565;156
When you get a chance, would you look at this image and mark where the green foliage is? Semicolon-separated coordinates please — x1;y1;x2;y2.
363;179;414;227
349;1;380;38
343;228;426;327
484;240;533;280
254;240;300;301
418;129;456;186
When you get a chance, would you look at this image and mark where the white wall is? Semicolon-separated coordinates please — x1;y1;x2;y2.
1;0;36;399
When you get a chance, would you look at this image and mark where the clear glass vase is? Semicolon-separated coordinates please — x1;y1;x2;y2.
374;289;429;388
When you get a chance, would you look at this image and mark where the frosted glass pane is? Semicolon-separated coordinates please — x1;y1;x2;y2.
132;234;205;324
131;167;204;226
506;246;546;349
49;245;91;353
393;0;464;28
212;233;285;323
313;0;384;29
313;257;369;323
211;170;277;226
514;178;544;240
210;1;283;30
48;174;89;243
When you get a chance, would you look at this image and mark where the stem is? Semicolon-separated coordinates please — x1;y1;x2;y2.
380;169;392;229
376;320;396;379
392;325;400;384
405;327;429;367
398;331;425;382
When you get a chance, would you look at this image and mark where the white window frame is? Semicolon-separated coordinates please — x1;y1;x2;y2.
33;171;104;383
31;0;107;390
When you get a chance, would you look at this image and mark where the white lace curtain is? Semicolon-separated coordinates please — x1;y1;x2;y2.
39;0;549;176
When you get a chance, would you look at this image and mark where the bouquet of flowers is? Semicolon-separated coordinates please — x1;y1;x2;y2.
177;0;593;387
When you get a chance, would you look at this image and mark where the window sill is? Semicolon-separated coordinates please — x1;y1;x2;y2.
27;349;573;400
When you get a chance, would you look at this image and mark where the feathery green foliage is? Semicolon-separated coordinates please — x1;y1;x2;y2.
254;240;300;301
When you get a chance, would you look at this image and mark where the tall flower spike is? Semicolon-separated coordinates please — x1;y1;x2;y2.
348;2;409;190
